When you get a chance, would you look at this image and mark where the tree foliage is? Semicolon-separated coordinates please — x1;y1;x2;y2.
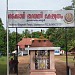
63;0;75;51
0;18;6;55
9;31;22;53
22;29;31;38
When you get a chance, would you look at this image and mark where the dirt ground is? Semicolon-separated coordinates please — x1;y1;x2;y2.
55;56;75;75
18;55;30;75
10;55;75;75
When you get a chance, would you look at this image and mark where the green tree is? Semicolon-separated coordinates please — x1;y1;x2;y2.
66;28;75;51
22;29;31;38
46;28;55;39
32;31;41;38
0;18;6;55
46;28;66;50
9;31;22;53
63;0;75;51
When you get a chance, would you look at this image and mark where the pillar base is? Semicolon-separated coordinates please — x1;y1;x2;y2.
30;69;56;75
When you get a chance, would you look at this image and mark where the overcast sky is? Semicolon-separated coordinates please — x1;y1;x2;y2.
0;0;72;33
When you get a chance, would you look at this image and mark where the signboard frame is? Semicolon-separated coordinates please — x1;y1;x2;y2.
7;10;75;75
8;10;74;28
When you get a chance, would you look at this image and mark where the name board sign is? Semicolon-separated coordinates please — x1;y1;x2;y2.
8;10;74;27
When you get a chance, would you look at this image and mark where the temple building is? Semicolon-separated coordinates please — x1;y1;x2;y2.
17;38;60;56
17;38;60;75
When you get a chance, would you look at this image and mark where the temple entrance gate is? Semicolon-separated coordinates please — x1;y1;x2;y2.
7;10;74;75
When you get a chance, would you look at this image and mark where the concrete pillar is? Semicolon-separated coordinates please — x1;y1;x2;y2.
28;45;29;55
50;50;55;70
21;51;23;56
30;50;35;70
18;45;20;53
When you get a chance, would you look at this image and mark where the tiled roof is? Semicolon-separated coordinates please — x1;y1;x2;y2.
31;40;53;47
18;38;38;48
18;38;53;49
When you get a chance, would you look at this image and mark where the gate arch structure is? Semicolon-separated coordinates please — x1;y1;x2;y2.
7;10;74;75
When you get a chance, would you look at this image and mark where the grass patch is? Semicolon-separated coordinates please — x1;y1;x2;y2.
0;56;7;75
57;55;74;63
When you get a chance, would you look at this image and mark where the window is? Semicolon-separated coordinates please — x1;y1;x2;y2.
35;50;50;70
